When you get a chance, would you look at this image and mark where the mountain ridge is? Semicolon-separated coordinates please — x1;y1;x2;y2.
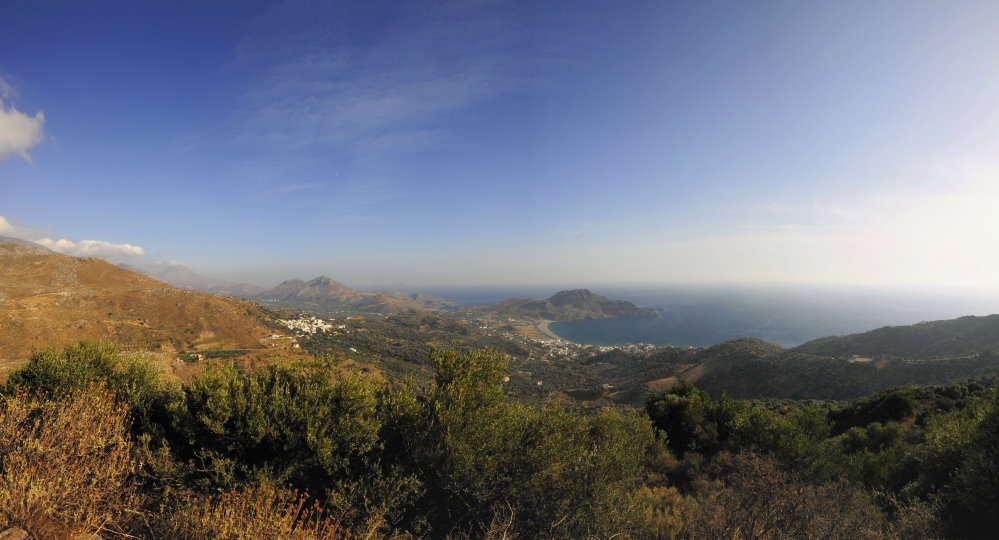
668;315;999;400
792;314;999;359
252;275;458;314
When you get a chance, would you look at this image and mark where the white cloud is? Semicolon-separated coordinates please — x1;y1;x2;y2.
0;78;45;163
1;214;147;262
233;3;536;158
0;215;38;239
35;238;146;259
0;78;14;100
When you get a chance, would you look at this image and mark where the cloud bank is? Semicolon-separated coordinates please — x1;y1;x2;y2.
35;238;146;258
0;215;39;239
627;162;999;290
2;215;146;262
0;78;45;163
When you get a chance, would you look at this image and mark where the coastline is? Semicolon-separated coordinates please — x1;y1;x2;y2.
537;319;566;341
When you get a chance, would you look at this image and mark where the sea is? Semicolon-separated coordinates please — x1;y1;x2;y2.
420;284;999;348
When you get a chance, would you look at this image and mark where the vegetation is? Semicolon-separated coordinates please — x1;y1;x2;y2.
0;384;138;539
3;340;999;538
294;311;999;410
793;314;999;359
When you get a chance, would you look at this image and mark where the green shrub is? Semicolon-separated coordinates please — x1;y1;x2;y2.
395;347;654;538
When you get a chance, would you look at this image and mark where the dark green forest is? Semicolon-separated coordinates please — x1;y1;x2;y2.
3;341;999;538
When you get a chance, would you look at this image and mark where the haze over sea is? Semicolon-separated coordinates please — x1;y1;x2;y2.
424;285;999;348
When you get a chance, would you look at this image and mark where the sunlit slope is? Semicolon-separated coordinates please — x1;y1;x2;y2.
0;242;300;365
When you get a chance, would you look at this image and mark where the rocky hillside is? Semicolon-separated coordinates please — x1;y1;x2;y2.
0;242;303;368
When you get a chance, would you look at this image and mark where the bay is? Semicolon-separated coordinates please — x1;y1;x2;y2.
544;285;999;347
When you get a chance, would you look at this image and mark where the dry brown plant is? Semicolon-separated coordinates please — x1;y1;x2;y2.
692;452;887;540
0;385;139;540
153;484;359;540
628;484;701;539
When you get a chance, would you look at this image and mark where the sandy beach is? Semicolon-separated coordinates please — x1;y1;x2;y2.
536;319;564;341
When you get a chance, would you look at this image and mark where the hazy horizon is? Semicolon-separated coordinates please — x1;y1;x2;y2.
4;2;999;292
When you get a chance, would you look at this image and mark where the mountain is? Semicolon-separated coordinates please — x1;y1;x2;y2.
118;261;268;297
0;241;304;368
253;276;458;314
208;282;270;297
118;261;221;291
666;315;999;400
466;289;657;321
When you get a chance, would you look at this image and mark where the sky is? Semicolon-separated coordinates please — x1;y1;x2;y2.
2;0;999;291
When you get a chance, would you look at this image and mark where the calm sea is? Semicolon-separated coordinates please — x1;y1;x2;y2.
422;284;999;348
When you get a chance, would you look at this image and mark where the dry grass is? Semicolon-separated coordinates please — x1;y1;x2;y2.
628;484;701;539
153;485;358;540
0;385;139;539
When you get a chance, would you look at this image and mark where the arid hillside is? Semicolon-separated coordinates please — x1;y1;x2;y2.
0;242;305;370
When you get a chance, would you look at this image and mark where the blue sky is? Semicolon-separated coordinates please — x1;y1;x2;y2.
2;1;999;290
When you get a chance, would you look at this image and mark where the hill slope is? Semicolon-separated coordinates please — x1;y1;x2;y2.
792;314;999;359
672;316;999;400
0;242;301;366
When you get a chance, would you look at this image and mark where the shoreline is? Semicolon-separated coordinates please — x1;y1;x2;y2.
537;319;567;341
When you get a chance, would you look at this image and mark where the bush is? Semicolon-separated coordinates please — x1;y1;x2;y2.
943;382;999;538
3;340;180;442
151;484;352;540
4;341;122;394
398;347;654;538
0;385;139;539
693;452;887;539
646;382;745;458
169;361;417;532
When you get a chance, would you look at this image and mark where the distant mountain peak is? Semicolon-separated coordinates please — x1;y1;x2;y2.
307;276;348;289
549;289;595;306
251;276;457;314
